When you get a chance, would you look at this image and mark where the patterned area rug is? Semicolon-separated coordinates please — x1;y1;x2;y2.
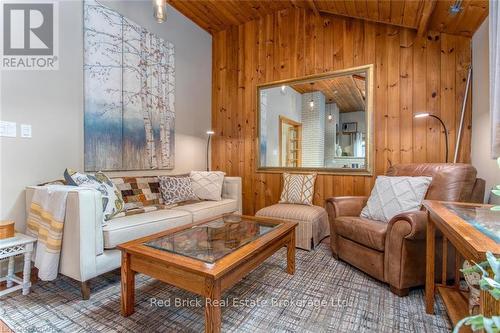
0;243;452;332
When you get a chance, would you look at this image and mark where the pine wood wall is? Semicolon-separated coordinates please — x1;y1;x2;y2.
211;8;472;215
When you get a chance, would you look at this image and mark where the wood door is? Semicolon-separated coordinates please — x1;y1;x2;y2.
279;116;302;167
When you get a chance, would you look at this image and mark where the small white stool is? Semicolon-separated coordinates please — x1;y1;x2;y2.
0;233;36;296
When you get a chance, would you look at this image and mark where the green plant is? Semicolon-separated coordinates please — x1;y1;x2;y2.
491;157;500;212
454;252;500;333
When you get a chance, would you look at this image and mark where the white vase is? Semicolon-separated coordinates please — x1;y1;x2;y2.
336;145;342;157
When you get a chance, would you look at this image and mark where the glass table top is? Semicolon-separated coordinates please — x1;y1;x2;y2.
144;215;281;263
443;203;500;243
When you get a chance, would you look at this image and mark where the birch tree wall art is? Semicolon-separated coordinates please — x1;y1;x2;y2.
84;0;175;171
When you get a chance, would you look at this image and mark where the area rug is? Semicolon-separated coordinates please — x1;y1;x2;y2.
0;243;451;332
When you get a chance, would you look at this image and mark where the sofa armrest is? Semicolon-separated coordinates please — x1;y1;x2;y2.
325;196;368;258
384;210;428;289
325;196;368;218
61;188;105;282
26;186;104;282
386;210;427;241
222;177;242;214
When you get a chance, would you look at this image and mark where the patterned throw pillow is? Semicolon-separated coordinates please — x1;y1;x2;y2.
360;176;432;223
64;169;124;221
190;171;225;201
111;177;163;211
279;173;317;206
158;176;198;205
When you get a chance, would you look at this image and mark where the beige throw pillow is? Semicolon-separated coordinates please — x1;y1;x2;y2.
279;173;317;206
190;171;225;201
360;176;432;223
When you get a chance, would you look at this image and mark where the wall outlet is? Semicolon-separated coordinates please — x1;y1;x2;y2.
0;121;16;137
20;124;32;138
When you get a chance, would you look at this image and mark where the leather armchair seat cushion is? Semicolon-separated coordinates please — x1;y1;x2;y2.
334;216;387;251
171;199;238;221
338;237;385;281
103;209;192;249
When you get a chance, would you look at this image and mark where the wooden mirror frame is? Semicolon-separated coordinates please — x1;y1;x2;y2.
256;64;374;176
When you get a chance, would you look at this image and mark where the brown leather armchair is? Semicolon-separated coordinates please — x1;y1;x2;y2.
326;163;485;296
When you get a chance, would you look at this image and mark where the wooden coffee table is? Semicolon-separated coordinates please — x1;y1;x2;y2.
118;214;297;333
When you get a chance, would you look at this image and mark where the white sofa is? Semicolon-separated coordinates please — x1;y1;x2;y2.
25;177;242;298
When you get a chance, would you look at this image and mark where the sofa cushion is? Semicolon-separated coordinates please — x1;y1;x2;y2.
256;203;325;223
102;209;192;249
334;216;387;251
171;199;237;221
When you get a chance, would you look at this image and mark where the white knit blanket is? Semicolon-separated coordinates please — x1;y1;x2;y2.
26;185;81;281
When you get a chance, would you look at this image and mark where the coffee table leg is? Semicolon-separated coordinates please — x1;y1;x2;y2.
121;252;135;317
204;279;221;333
287;231;295;275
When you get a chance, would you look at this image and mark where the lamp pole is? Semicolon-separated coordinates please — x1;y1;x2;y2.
414;113;449;163
206;130;214;171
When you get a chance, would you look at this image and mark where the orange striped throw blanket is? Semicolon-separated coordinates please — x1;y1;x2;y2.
26;186;82;280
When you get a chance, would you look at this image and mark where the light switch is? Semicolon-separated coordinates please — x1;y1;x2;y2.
0;121;16;137
20;124;32;138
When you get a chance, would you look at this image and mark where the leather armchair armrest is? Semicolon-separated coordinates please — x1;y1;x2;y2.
384;210;428;290
325;196;368;218
325;196;368;259
387;210;427;241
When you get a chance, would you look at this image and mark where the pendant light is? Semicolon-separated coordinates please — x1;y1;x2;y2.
153;0;167;23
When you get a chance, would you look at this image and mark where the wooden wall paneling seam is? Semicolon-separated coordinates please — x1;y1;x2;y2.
425;31;441;163
399;28;415;164
374;22;388;176
387;25;401;167
440;33;457;163
412;31;427;163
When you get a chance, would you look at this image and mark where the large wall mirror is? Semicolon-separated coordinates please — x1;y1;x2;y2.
257;65;374;175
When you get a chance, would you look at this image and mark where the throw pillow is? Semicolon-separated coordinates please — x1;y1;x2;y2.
64;168;124;220
111;176;163;211
159;176;198;205
190;171;225;201
360;176;433;223
279;173;317;205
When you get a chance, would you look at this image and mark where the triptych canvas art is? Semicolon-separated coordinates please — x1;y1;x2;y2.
83;0;175;171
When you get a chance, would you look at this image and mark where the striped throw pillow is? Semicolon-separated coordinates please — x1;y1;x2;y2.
279;173;317;206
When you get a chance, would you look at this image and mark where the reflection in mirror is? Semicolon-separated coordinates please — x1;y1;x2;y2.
258;66;372;172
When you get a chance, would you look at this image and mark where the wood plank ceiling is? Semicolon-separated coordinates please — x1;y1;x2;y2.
168;0;488;37
291;76;366;112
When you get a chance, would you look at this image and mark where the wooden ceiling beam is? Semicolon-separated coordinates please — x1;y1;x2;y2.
417;0;437;37
318;9;416;30
307;0;320;17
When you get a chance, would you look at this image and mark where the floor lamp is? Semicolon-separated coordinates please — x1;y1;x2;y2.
206;130;214;171
414;112;449;163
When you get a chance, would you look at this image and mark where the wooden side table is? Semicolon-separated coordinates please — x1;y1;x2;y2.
0;233;36;297
424;200;500;329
